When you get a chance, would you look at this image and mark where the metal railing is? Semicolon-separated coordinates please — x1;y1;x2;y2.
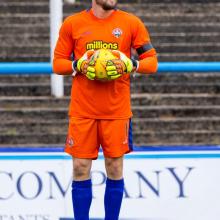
0;62;220;75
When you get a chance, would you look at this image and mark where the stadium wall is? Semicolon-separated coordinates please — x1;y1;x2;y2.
0;146;220;220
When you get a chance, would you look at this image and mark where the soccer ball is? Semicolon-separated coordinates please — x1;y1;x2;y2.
90;49;117;81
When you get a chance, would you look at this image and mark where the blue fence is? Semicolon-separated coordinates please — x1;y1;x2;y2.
1;62;220;74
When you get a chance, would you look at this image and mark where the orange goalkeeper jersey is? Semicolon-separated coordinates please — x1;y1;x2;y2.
54;9;155;119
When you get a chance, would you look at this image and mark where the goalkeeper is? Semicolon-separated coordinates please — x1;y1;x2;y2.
53;0;158;219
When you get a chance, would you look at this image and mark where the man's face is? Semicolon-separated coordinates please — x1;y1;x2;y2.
95;0;118;10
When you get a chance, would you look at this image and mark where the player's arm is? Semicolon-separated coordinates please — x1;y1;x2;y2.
106;17;157;79
134;43;158;74
132;17;158;74
53;18;96;79
53;18;74;75
106;45;157;79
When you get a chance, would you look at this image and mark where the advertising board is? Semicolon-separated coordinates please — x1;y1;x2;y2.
0;147;220;220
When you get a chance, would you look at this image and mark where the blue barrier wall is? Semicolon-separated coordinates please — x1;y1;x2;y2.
1;62;220;74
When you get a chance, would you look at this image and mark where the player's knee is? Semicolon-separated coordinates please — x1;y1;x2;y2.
105;157;123;179
73;158;91;180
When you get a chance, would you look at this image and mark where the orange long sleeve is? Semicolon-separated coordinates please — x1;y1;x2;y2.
53;58;73;75
53;17;74;75
137;55;158;74
135;47;158;74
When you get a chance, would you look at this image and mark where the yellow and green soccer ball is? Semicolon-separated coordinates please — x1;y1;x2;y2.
90;49;117;81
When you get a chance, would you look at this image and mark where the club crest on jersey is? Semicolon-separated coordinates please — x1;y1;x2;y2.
112;28;123;38
66;136;74;147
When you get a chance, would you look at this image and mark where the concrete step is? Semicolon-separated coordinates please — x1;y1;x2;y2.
0;108;68;122
1;42;219;62
0;54;49;62
0;1;217;13
0;1;219;63
124;3;220;14
1;82;220;96
131;82;220;93
0;2;49;14
1;94;220;108
1;68;220;88
134;131;220;146
1;50;220;62
134;73;220;83
1;52;219;63
1;52;219;62
141;0;220;3
0;45;49;54
2;32;220;46
2;42;220;52
0;25;49;35
0;75;51;83
152;32;220;44
132;105;220;118
1;106;220;122
138;14;220;23
157;53;220;62
2;24;218;41
0;131;219;146
1;73;220;84
0;144;64;148
0;120;68;135
1;117;219;135
156;43;220;53
147;23;220;33
2;22;219;34
64;2;220;13
0;14;49;25
0;83;52;96
132;117;220;131
1;50;219;63
0;96;69;108
131;94;220;106
0;0;48;3
0;133;65;145
0;73;220;85
74;0;220;3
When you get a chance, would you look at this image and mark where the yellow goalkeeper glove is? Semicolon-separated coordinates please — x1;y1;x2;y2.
73;50;96;80
105;50;137;79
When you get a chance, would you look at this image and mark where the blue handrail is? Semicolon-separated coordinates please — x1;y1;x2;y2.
0;62;52;74
0;62;220;74
158;62;220;72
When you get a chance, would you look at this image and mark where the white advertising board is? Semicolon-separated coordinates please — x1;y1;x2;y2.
0;147;220;220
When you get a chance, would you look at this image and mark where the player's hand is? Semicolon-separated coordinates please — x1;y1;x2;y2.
106;59;125;80
111;50;134;73
76;50;96;80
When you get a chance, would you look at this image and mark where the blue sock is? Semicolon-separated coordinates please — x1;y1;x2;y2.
104;178;124;220
72;179;92;220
